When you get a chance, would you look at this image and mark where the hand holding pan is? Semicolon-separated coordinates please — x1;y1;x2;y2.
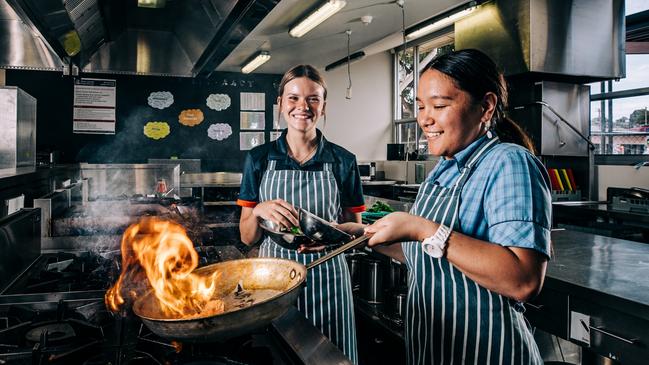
259;218;311;250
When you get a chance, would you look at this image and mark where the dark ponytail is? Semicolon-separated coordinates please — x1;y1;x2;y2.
423;49;535;153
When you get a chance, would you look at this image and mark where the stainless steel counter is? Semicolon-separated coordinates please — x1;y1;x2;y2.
181;172;242;187
547;230;649;318
553;201;649;228
527;230;649;364
41;235;122;252
361;180;397;186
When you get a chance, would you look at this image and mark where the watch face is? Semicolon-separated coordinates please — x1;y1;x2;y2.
422;238;444;258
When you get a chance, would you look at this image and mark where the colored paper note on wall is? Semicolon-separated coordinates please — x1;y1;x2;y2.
179;109;204;126
206;93;231;111
207;123;232;141
148;91;174;109
144;121;171;140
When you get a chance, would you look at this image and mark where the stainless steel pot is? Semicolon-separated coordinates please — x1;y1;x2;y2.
390;292;407;323
384;260;407;293
345;251;366;291
359;258;383;304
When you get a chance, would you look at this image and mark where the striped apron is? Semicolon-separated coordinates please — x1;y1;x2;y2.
258;159;358;364
402;134;543;365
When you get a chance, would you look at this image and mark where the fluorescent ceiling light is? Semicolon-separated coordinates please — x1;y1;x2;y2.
405;3;478;41
289;0;347;38
138;0;166;8
241;51;271;74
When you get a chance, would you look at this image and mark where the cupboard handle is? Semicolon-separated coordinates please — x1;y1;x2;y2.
589;326;637;345
526;303;544;311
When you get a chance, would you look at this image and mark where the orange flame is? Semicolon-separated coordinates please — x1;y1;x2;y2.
105;217;223;318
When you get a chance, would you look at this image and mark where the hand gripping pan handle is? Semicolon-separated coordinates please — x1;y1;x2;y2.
306;234;372;270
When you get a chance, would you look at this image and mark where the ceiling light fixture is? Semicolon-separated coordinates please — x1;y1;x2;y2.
241;51;271;74
405;1;479;41
289;0;347;38
138;0;166;9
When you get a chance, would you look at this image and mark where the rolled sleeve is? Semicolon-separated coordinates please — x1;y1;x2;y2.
340;158;366;211
238;152;262;206
484;149;552;258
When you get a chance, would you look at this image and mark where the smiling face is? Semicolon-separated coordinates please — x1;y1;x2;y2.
416;69;493;159
278;77;326;134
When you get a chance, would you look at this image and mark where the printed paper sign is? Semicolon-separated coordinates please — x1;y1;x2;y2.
206;93;231;111
207;123;232;141
73;78;116;134
178;109;204;127
148;91;174;109
240;92;265;111
240;111;265;130
240;132;264;150
144;121;171;140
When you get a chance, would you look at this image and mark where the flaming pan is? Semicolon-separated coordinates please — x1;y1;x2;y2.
132;234;370;342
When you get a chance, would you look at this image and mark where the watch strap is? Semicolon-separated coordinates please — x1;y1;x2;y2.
422;224;451;257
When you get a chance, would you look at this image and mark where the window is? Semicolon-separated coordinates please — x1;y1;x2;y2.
590;93;649;155
393;38;453;157
396;47;415;120
589;1;649;157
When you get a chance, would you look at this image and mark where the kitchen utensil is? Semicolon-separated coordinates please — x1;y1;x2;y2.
259;219;311;250
345;251;367;291
390;291;407;323
133;234;371;342
298;208;352;246
384;260;407;293
626;187;649;200
360;258;383;304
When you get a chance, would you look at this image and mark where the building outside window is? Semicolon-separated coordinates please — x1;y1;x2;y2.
589;55;649;156
589;1;649;158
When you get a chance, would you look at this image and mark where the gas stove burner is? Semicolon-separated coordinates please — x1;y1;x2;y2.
181;360;249;365
129;194;182;206
25;322;76;343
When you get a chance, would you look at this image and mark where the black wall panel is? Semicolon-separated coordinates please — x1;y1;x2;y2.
6;70;281;172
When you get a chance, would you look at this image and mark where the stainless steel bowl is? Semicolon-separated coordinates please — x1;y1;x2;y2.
298;208;352;246
259;219;311;250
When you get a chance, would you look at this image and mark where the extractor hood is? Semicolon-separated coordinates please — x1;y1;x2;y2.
0;1;64;70
1;0;279;77
455;0;625;83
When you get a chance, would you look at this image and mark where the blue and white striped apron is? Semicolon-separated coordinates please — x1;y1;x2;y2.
402;134;543;365
258;159;358;364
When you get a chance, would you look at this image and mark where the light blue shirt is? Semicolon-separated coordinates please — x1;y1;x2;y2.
427;135;552;258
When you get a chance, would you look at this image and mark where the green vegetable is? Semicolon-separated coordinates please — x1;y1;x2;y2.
367;201;394;213
290;226;303;235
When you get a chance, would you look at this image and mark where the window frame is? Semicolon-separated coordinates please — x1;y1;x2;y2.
392;28;454;149
590;82;649;165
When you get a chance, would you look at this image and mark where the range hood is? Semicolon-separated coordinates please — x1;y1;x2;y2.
455;0;625;82
1;0;279;77
0;1;63;70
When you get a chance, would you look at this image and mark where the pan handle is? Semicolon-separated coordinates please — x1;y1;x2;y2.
306;234;371;270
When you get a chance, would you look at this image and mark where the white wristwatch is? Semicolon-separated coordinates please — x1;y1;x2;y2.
421;224;451;258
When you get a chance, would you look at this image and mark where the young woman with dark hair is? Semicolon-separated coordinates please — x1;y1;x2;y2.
341;49;551;364
238;64;364;363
